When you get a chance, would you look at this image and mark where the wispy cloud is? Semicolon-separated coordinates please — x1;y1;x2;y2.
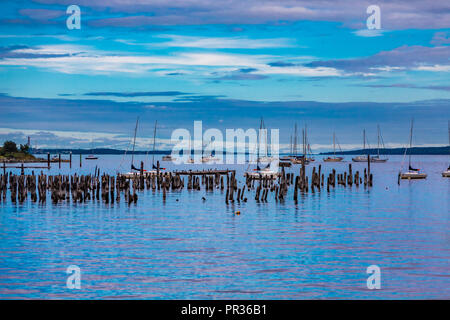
353;29;386;37
157;35;294;49
84;91;189;97
268;61;297;67
305;45;450;74
430;31;450;46
360;84;450;91
0;44;338;78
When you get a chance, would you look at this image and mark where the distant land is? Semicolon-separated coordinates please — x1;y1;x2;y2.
32;146;450;156
321;146;450;155
34;148;172;155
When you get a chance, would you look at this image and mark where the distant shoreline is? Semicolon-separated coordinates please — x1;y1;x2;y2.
320;146;450;155
30;146;450;156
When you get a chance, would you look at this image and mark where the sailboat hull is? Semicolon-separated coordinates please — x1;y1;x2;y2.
323;157;343;162
370;157;388;163
162;155;176;161
352;156;388;163
244;171;279;179
122;170;157;179
400;172;427;179
352;156;368;162
291;158;307;164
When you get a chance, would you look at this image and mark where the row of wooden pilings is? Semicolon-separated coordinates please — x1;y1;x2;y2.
1;170;140;205
244;162;373;204
0;160;374;206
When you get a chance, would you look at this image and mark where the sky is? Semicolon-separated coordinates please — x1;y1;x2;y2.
0;0;449;152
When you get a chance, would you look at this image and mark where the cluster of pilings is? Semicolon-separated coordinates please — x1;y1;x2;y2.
1;171;146;205
0;159;374;206
244;161;373;204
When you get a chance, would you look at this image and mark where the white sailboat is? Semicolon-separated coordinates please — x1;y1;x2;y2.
201;137;220;163
257;117;274;162
85;141;98;160
352;129;369;162
303;124;315;163
290;124;314;164
149;120;159;172
371;125;388;163
123;117;157;178
245;120;278;179
186;135;194;164
400;119;427;180
442;120;450;177
323;132;344;162
290;123;304;164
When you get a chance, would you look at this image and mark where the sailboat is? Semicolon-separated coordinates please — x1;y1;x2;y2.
257;117;274;162
150;120;159;170
304;125;315;162
290;123;304;164
290;124;312;164
245;122;278;179
371;125;388;163
442;120;450;177
123;117;158;178
186;134;194;164
323;132;344;162
201;137;220;163
352;129;369;162
280;134;293;161
400;119;427;179
85;141;98;160
307;143;315;163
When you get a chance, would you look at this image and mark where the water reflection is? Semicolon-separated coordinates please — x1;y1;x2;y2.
0;155;448;299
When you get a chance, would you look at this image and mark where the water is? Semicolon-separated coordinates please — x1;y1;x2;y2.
0;155;449;299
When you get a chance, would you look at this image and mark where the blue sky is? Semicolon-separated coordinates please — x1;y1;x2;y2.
0;0;449;151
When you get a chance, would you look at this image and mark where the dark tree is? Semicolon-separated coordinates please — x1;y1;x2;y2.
2;141;18;153
20;144;30;154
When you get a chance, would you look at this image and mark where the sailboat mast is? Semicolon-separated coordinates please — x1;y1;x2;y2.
377;125;380;158
263;118;268;157
131;117;139;168
302;128;305;157
448;120;450;148
409;119;414;167
293;123;297;156
290;135;292;155
256;118;262;168
448;120;450;169
152;120;157;166
333;132;336;157
363;129;366;153
305;124;308;158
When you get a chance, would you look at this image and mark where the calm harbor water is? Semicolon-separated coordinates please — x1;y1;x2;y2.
0;154;449;299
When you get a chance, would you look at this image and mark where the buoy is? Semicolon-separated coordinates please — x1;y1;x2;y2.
235;211;240;215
